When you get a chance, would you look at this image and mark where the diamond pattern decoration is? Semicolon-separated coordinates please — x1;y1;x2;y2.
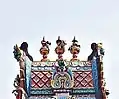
38;72;44;78
31;71;94;89
31;71;52;88
74;71;94;88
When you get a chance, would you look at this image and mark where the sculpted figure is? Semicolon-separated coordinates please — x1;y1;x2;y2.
12;75;27;99
13;42;33;98
88;43;98;61
20;42;33;62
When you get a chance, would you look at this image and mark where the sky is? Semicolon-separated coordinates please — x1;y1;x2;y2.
0;0;119;99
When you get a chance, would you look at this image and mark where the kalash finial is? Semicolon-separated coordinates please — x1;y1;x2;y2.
72;36;78;43
40;37;51;62
68;36;80;61
55;36;67;60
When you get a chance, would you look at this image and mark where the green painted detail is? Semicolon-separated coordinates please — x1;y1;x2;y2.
58;59;66;72
13;45;21;61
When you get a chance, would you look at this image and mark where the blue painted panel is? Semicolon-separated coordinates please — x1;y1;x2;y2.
91;58;98;93
58;96;67;99
25;57;32;97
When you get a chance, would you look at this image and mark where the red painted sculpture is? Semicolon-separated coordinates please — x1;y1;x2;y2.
40;37;51;62
55;36;66;60
68;36;80;61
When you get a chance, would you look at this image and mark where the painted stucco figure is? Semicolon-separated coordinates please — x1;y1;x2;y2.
13;42;33;98
51;60;73;89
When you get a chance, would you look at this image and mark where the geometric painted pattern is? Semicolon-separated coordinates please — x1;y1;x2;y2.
31;71;94;89
74;71;94;88
31;71;52;88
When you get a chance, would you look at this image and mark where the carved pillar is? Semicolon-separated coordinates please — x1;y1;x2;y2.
19;58;25;91
97;43;109;99
13;44;27;99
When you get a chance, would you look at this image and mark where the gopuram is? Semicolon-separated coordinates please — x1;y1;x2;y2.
12;36;109;99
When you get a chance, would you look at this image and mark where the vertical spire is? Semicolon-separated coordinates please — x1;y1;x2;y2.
72;36;78;43
43;36;45;41
73;36;76;41
58;36;60;40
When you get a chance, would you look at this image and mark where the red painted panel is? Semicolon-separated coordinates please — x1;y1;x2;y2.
73;71;94;88
31;71;52;88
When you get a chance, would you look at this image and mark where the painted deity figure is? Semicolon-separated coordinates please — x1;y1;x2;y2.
13;42;33;98
13;44;26;90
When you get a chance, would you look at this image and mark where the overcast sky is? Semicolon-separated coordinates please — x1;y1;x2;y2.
0;0;119;99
